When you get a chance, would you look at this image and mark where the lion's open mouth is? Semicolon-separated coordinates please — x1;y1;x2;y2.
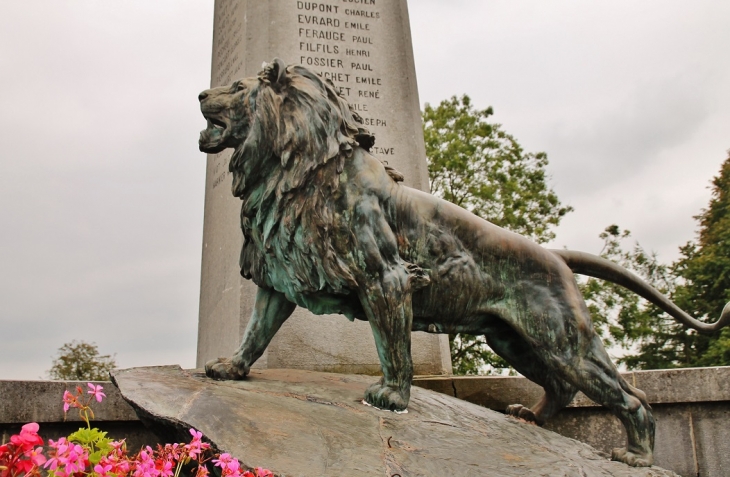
199;112;230;153
207;116;226;130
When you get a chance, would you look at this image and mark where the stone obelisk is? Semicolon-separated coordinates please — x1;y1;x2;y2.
197;0;452;376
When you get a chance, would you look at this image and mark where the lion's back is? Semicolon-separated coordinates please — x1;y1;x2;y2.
395;186;576;319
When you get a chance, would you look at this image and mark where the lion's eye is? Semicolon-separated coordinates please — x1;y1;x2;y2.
229;81;245;93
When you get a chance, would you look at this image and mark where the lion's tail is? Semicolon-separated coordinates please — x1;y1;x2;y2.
550;249;730;333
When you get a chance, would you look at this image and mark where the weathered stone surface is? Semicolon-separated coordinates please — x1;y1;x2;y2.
112;366;678;477
413;368;730;476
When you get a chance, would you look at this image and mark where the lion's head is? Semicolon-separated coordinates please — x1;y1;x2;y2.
198;59;387;199
198;75;260;155
198;59;403;297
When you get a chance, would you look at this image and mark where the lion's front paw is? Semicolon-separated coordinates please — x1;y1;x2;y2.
364;380;409;412
506;404;538;425
204;357;249;380
611;447;652;467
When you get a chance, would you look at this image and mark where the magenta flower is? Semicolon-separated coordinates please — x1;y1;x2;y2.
212;452;233;468
213;453;245;477
87;383;106;402
132;447;159;477
44;438;69;471
185;428;209;460
28;446;47;466
10;422;44;451
62;389;77;412
94;462;114;477
159;458;175;477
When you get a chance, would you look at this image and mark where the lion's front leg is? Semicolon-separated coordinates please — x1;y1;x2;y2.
358;267;416;412
205;286;295;380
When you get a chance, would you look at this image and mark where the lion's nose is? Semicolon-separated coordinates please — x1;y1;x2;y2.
198;91;209;101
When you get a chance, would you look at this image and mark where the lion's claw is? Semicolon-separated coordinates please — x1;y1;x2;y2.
506;404;538;424
364;381;409;412
204;357;249;380
611;447;652;467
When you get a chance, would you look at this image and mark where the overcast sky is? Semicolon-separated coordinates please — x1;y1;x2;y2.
1;1;728;380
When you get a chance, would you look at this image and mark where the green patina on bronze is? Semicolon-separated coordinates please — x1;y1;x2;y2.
198;59;730;467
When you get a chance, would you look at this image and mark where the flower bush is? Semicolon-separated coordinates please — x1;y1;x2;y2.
0;384;273;477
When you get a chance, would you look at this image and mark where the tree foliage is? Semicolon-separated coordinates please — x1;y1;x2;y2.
423;95;572;374
578;226;679;368
582;151;730;369
672;151;730;366
424;95;572;244
48;340;116;381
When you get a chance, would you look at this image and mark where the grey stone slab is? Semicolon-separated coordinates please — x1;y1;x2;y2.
413;366;730;413
650;407;697;477
630;367;730;404
691;402;730;477
545;408;626;459
0;380;159;454
197;0;451;376
0;380;137;423
112;366;679;477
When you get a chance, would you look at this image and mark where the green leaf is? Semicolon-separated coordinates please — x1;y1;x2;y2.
89;450;103;465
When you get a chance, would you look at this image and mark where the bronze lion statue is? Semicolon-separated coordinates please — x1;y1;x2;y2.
198;59;730;467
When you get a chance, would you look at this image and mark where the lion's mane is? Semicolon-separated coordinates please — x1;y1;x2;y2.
230;62;395;303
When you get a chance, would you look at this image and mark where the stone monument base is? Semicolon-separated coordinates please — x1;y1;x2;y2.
111;366;678;477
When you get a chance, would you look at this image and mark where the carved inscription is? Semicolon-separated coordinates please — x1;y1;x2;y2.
212;1;243;87
210;0;396;174
295;0;394;156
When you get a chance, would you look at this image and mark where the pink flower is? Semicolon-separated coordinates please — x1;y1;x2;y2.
132;447;160;477
28;446;47;466
44;438;69;471
10;422;44;451
87;383;106;402
63;443;88;474
95;462;114;477
44;439;88;476
185;428;209;460
62;390;76;413
255;468;274;477
212;453;234;469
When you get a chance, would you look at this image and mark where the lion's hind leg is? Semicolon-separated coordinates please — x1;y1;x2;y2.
505;380;576;426
485;323;576;425
565;334;655;467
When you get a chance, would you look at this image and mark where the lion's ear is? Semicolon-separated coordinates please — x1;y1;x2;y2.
260;58;288;88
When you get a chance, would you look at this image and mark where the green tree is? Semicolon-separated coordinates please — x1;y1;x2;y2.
627;151;730;368
423;95;573;374
424;96;572;243
583;151;730;370
48;340;116;381
578;225;679;368
674;151;730;366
